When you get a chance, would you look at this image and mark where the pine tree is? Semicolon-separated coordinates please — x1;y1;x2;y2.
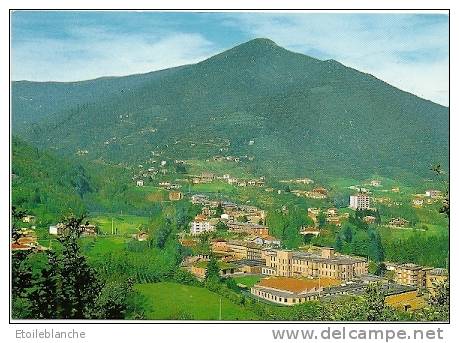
57;216;102;318
368;229;384;262
334;234;344;252
343;225;353;243
205;256;220;280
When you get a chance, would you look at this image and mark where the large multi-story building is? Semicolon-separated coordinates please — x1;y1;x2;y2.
261;247;368;282
394;264;448;291
226;240;263;260
349;192;371;210
394;264;424;287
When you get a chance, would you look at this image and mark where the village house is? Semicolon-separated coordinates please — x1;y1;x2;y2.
49;223;66;235
11;242;34;251
363;215;377;224
79;223;97;236
220;213;231;221
425;189;442;198
304;187;327;199
201;206;217;217
313;187;328;196
169;191;183;201
15;228;38;246
192;172;215;184
326;208;339;217
412;198;424;207
191;194;209;205
389;217;410;228
370;180;381;187
133;231;149;241
326;216;341;226
136;179;144;187
191;261;239;279
179;238;198;248
232;259;265;274
251;277;341;305
293;178;314;184
211;239;229;253
222;202;238;212
307;208;321;221
12;228;47;251
227;222;269;236
227;177;238;185
168;183;181;190
22;215;35;223
250;235;281;247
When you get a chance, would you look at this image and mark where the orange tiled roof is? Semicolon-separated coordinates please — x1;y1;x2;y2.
11;242;31;250
257;277;340;293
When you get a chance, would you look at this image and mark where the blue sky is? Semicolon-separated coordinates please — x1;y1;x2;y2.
11;11;449;106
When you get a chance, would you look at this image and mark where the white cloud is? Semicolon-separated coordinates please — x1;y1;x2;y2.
12;28;217;82
11;13;449;106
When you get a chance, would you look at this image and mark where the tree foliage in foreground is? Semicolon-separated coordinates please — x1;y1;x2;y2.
12;215;133;319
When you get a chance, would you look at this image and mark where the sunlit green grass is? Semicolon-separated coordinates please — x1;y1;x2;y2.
134;282;258;320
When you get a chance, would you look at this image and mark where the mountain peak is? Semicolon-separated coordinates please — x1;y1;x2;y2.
231;37;282;53
243;37;278;47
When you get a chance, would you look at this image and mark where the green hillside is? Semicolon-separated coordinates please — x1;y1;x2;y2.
11;137;93;223
12;38;448;180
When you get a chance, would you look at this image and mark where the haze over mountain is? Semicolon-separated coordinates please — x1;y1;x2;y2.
12;38;448;180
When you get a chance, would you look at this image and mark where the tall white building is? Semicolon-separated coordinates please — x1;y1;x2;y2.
349;193;370;210
190;220;215;235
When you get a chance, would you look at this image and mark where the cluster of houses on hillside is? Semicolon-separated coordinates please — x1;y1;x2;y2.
189;194;268;237
48;222;98;236
307;207;349;227
190;172;265;188
211;155;242;162
279;178;314;185
411;189;444;208
292;187;328;199
387;217;410;228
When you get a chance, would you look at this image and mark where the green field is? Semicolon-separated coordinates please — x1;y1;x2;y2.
233;275;263;288
80;236;128;257
89;213;150;235
189;181;236;194
134;282;258;320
